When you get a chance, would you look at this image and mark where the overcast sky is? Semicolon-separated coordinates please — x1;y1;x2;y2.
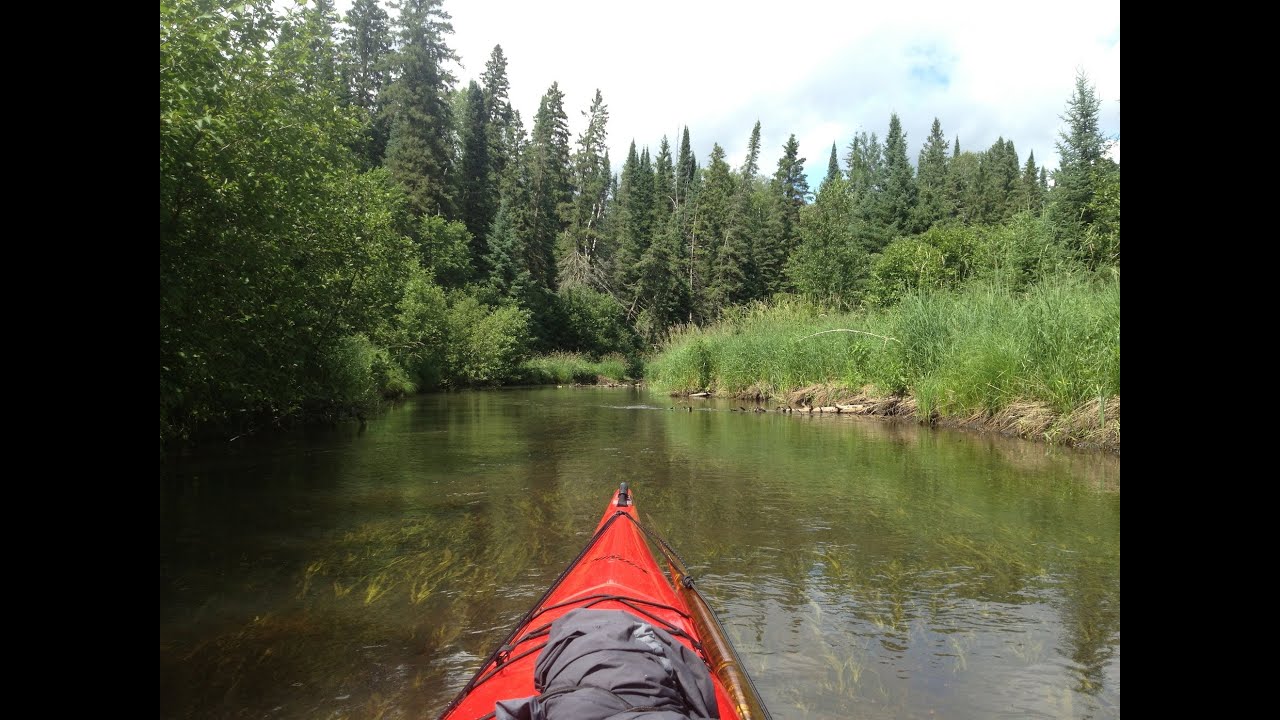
326;0;1119;189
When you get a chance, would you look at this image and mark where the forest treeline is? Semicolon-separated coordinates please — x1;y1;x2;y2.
160;0;1119;444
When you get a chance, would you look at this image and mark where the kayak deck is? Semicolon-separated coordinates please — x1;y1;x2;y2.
438;486;742;720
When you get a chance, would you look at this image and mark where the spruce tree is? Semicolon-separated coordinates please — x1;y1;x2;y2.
696;144;745;319
821;142;841;191
384;0;458;218
676;126;696;208
742;121;762;180
340;0;393;167
526;82;573;289
560;89;611;287
481;45;513;179
772;134;809;240
653;136;675;222
457;81;494;257
913;117;950;230
1017;150;1044;213
878;113;918;235
1051;70;1113;254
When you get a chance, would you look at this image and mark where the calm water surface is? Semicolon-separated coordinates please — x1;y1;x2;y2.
160;387;1119;719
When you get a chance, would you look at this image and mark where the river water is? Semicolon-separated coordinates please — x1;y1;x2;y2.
160;387;1119;719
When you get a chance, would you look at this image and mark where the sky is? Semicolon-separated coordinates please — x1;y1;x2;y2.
325;0;1119;190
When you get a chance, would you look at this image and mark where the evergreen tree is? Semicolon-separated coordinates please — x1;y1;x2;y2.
614;143;656;316
457;80;494;256
632;212;689;343
340;0;393;167
384;0;458;218
772;134;809;240
280;0;340;93
945;150;982;224
653;136;675;222
913;117;950;230
788;178;874;306
1016;150;1044;213
846;131;884;225
696;144;745;319
982;137;1020;222
877;113;918;235
742;121;762;180
560;89;611;288
821;142;841;191
1051;70;1113;258
676;126;696;208
525;82;573;290
480;45;513;180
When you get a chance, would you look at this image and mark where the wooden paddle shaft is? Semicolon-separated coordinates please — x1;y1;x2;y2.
664;556;771;720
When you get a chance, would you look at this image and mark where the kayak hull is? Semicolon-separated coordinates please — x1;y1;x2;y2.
438;488;741;720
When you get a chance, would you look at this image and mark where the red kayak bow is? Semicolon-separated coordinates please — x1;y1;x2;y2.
437;483;770;720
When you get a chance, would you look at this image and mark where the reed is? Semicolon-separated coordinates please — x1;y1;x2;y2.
647;272;1119;445
518;352;634;385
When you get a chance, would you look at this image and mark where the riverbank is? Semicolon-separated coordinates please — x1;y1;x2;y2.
670;383;1118;454
647;274;1120;454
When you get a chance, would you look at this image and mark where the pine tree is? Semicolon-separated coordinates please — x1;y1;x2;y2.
384;0;458;218
280;0;341;93
945;150;981;224
614;143;655;313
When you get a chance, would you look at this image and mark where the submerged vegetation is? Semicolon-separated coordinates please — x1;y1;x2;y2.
160;0;1118;448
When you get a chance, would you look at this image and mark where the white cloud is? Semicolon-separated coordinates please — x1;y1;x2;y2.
329;0;1120;183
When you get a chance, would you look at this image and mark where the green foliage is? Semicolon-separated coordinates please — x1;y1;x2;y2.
457;80;496;249
314;334;398;410
388;265;450;389
913;118;951;230
876;113;918;235
556;287;639;357
1050;71;1114;260
1081;160;1120;268
787;178;883;306
160;0;413;441
867;237;952;306
445;294;531;385
417;215;474;287
519;351;633;385
648;272;1120;418
162;10;1117;443
339;0;393;167
559;89;611;288
384;0;458;218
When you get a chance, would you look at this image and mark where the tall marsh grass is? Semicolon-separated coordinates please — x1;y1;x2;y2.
647;272;1119;420
519;352;634;385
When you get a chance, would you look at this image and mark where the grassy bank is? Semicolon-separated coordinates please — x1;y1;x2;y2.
646;272;1119;450
517;352;638;386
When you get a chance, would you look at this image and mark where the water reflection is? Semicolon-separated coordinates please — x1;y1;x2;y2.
160;387;1118;719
